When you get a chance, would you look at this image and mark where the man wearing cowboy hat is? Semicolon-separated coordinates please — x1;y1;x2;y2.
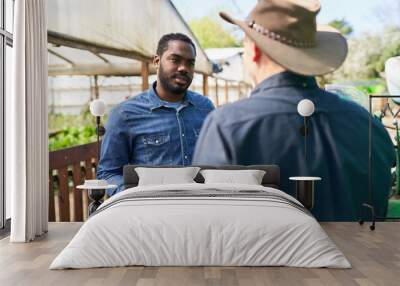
193;0;395;221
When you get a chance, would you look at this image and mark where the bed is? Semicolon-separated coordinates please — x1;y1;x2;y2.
50;165;350;269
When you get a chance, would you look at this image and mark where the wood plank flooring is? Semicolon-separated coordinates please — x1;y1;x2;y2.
0;222;399;286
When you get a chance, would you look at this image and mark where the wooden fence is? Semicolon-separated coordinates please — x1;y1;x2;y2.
49;142;99;222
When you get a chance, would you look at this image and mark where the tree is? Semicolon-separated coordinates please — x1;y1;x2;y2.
189;16;240;48
316;26;400;87
374;31;400;73
333;26;400;81
328;18;353;36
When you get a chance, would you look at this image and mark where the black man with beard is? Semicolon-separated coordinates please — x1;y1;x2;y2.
98;33;214;196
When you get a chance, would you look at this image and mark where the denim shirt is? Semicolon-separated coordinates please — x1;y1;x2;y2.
193;71;395;221
97;82;214;195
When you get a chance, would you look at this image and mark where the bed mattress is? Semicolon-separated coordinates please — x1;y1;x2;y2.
50;183;350;269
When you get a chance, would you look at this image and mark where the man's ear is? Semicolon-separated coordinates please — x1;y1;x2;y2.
153;55;160;69
252;44;261;63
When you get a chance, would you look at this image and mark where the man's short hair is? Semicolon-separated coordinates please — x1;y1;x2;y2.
156;33;196;57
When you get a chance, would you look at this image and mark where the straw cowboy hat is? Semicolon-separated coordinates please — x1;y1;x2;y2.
220;0;348;76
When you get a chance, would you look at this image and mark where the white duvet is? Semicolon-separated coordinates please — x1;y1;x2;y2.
50;183;351;269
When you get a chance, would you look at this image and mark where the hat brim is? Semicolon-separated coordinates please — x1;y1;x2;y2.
220;12;348;76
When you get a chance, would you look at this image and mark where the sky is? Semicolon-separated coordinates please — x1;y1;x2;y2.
172;0;396;37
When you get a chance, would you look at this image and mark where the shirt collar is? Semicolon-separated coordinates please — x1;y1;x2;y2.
251;71;318;97
148;81;197;111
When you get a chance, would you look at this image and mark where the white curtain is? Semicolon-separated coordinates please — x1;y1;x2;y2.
7;0;49;242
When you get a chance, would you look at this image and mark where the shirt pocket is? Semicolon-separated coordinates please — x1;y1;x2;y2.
143;134;170;146
135;133;172;165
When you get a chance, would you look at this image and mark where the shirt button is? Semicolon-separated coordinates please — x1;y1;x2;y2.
155;140;159;143
182;133;185;137
184;155;188;159
302;83;307;87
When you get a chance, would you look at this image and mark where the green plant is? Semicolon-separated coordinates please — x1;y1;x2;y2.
49;125;97;151
356;83;386;95
48;109;108;151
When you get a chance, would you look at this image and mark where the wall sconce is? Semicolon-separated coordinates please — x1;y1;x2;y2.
89;99;106;163
297;99;315;164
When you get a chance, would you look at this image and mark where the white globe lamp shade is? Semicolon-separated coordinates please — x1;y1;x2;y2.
385;57;400;97
90;99;106;117
297;99;315;117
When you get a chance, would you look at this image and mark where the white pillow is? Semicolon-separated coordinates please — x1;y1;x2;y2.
135;167;200;186
200;169;266;185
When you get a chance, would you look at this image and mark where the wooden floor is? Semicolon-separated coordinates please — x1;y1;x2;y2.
0;222;399;286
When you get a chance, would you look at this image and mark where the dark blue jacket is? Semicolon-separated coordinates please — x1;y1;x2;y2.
193;71;395;221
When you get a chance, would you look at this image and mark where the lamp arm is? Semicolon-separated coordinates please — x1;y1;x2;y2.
304;116;308;169
96;116;101;166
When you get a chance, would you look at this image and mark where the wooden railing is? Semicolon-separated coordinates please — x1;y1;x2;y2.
49;142;99;222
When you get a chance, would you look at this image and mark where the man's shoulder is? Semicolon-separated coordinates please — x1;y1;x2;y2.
121;91;150;107
187;90;214;110
209;87;371;127
112;91;151;115
321;89;370;116
208;96;269;128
